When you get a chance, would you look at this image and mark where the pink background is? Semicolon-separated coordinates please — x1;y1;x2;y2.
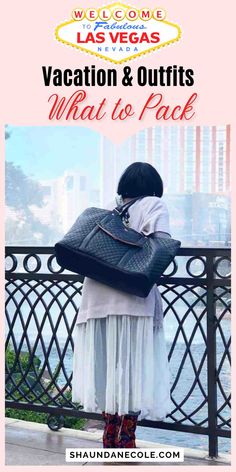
0;0;235;470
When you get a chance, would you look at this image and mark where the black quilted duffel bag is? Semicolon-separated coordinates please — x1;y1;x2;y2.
54;197;181;297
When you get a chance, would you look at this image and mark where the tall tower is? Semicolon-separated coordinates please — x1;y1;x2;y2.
100;125;231;204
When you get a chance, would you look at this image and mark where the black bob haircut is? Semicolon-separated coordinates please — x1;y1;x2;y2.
117;162;163;199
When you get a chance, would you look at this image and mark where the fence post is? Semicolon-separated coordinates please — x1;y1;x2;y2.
206;252;218;458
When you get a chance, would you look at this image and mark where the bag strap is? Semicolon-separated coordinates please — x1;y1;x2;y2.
114;196;146;218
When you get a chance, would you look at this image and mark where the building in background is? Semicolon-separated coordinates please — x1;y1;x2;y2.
6;125;231;247
100;125;231;200
100;125;231;246
31;170;100;233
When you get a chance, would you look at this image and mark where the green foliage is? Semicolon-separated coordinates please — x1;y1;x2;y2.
5;161;63;245
63;416;86;430
6;161;45;211
5;128;63;244
5;408;48;423
5;346;86;430
5;407;86;430
5;161;49;244
5;125;11;140
6;345;41;372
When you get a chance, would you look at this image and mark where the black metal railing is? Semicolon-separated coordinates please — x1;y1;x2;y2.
5;246;231;457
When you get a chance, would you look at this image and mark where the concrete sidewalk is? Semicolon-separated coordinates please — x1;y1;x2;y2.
5;418;231;466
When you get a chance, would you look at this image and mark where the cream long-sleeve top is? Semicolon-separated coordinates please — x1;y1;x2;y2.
76;196;170;327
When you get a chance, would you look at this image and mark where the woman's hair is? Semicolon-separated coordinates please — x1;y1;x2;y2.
117;162;163;198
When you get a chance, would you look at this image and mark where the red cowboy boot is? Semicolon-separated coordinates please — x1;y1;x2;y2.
115;413;139;448
102;411;118;448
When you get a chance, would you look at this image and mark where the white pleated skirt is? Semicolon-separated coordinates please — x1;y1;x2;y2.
72;315;171;421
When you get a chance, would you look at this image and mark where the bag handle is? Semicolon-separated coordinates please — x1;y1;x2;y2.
114;196;146;218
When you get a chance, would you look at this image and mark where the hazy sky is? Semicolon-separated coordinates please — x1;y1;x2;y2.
5;126;100;185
